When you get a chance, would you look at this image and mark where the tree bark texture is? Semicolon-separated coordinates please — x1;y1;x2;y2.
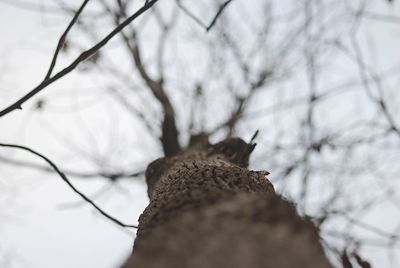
124;137;333;268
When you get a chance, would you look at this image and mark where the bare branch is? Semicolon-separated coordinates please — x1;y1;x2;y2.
349;31;400;138
211;68;272;137
206;0;233;31
177;0;234;32
128;32;181;156
100;0;181;156
0;0;159;118
0;155;144;180
0;143;138;228
45;0;90;80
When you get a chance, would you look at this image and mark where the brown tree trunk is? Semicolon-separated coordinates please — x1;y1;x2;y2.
123;137;333;268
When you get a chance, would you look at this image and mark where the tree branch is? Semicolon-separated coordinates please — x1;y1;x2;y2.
177;0;234;32
0;143;138;228
45;0;90;80
0;0;159;118
103;2;180;156
0;155;144;180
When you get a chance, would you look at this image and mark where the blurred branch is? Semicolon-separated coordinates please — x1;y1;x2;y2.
100;0;181;156
211;68;272;137
363;11;400;24
0;155;144;180
108;87;158;138
128;32;181;156
0;0;159;118
349;31;400;138
0;143;138;228
45;0;91;80
177;0;234;32
153;5;180;81
353;252;372;268
0;0;62;13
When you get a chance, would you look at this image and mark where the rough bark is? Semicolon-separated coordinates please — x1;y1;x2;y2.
123;137;333;268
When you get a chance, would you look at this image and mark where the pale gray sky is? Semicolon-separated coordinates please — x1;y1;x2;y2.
1;0;400;267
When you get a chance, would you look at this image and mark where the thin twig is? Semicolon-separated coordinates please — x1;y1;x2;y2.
0;143;138;228
206;0;233;31
177;0;234;32
0;0;159;118
0;154;144;180
109;7;180;156
45;0;91;79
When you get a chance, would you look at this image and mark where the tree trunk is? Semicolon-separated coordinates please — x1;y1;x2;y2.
123;137;332;268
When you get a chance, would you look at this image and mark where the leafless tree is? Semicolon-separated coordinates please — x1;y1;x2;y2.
0;0;399;267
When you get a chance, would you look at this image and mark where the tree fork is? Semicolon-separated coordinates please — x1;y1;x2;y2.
124;137;332;268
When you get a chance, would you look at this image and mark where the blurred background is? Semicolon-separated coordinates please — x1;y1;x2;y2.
0;0;400;267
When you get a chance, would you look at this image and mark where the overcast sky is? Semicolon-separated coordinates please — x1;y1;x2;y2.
1;1;400;267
